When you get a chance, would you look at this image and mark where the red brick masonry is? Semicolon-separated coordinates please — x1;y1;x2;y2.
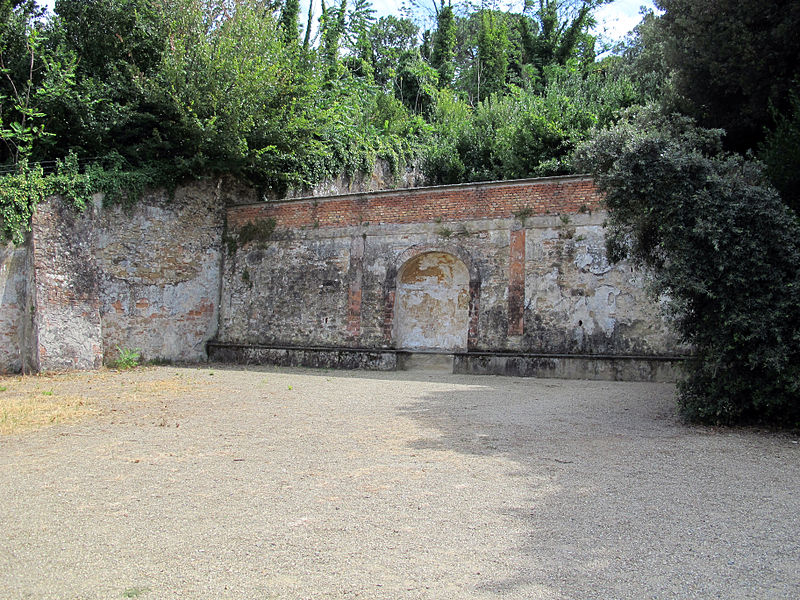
228;176;602;229
508;229;526;336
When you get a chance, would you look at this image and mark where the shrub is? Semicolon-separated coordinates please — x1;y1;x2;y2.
575;107;800;426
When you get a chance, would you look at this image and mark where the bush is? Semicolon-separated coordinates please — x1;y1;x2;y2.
576;107;800;426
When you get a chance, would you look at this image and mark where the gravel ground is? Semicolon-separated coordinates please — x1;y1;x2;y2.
1;364;798;600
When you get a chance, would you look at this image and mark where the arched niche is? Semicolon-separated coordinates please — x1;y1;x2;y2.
393;251;470;351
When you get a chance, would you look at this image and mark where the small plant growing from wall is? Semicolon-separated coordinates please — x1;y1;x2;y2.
228;217;277;252
437;226;453;238
241;267;252;288
513;206;533;223
558;213;576;240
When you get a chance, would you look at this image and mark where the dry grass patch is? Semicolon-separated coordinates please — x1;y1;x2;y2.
0;368;199;435
0;376;96;435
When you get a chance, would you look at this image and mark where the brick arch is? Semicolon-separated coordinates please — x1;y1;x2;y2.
383;244;481;350
391;243;481;285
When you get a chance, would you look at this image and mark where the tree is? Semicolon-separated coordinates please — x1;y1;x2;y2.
652;0;800;154
759;90;800;215
521;0;607;76
429;2;455;87
476;9;509;101
575;107;800;426
369;15;418;89
279;0;301;44
320;0;347;83
342;0;375;79
0;3;75;165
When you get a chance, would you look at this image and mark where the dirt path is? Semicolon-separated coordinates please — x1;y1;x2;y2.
1;365;798;599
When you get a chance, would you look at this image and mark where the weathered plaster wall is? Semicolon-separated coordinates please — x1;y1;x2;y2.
0;239;31;372
219;176;681;358
92;184;223;363
31;200;103;370
3;174;681;375
523;218;672;355
394;252;470;350
2;181;224;372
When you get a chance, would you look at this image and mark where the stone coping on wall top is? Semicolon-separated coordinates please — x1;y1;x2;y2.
206;342;688;362
234;174;596;208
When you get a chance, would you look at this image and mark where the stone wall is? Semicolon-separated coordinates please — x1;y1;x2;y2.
0;174;684;376
31;199;103;370
91;184;223;364
219;176;681;359
0;181;224;372
0;239;32;373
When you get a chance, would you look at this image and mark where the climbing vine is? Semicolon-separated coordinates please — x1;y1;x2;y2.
0;152;160;244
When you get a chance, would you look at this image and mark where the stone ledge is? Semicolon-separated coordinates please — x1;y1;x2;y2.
207;342;398;371
207;342;686;382
453;352;686;382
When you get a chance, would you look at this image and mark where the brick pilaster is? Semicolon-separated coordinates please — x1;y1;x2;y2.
508;228;525;336
346;235;365;341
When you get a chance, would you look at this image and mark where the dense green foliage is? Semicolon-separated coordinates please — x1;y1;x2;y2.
578;1;800;425
425;64;638;183
576;109;800;426
652;0;800;153
622;0;800;213
0;0;624;244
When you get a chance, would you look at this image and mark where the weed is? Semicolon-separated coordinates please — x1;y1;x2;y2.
0;386;6;392
288;385;293;390
437;226;453;238
513;206;533;221
234;217;277;250
108;347;141;370
122;587;150;598
224;233;238;255
42;390;53;396
559;214;571;225
434;216;442;224
241;268;250;284
578;204;591;214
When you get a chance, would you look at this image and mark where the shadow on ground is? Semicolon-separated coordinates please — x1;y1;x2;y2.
395;376;800;599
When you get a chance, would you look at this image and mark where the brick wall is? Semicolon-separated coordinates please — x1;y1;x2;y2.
218;175;681;357
227;176;601;230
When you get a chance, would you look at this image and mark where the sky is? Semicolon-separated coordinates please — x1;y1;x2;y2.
37;0;656;43
355;0;656;42
591;0;656;40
